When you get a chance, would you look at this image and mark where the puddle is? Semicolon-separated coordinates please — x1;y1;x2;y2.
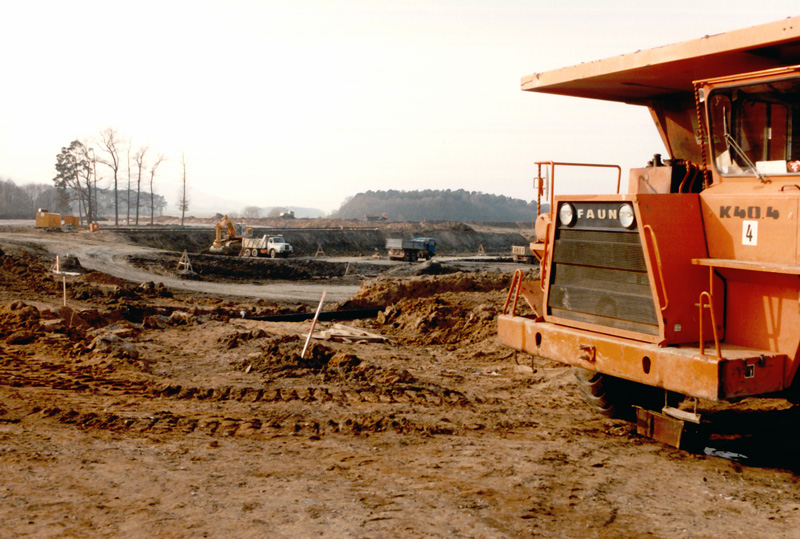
703;447;750;463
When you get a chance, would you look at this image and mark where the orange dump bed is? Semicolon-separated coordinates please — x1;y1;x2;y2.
522;17;800;105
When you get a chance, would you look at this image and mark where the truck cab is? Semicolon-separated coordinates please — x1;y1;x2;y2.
499;17;800;416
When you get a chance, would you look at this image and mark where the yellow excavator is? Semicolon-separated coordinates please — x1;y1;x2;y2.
209;215;252;254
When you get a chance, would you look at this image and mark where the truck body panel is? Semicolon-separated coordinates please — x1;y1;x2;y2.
386;237;436;261
500;17;800;405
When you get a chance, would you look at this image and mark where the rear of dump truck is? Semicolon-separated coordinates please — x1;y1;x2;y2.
386;238;435;261
499;17;800;420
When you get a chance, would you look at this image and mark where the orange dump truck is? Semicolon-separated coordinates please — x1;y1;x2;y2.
500;17;800;428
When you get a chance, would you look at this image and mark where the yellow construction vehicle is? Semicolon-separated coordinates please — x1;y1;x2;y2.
209;215;252;254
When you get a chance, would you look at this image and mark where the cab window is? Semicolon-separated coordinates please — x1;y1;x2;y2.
709;79;800;176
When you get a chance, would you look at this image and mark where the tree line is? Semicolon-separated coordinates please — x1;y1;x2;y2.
331;189;542;222
0;177;167;221
51;127;190;226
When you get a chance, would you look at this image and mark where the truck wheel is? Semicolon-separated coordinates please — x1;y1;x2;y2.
572;367;680;419
242;249;250;257
270;249;276;258
250;249;258;258
573;368;624;417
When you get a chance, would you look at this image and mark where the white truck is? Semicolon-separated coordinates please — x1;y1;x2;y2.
511;244;535;264
240;235;294;258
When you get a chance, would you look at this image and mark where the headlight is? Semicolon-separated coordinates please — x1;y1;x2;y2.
558;203;575;227
619;203;635;228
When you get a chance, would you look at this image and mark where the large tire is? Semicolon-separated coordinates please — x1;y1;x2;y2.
573;367;680;420
270;249;276;259
573;367;625;417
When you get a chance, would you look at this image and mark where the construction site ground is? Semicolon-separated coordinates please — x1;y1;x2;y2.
1;224;799;538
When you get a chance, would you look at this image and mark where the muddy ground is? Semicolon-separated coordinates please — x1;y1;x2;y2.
1;228;800;538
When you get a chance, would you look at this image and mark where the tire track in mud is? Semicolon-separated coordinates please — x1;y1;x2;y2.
0;362;473;408
0;361;482;440
33;406;462;438
150;382;472;407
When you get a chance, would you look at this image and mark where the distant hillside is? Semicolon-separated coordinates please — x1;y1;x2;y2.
164;186;326;218
332;189;542;222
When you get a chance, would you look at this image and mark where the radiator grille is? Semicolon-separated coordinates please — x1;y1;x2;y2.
548;227;659;335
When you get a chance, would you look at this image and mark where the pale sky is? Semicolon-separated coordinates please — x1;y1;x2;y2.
1;1;798;214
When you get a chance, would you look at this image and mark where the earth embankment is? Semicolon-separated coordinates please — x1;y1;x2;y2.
107;221;531;256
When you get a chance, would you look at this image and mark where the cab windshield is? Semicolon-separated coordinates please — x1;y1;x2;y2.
709;78;800;177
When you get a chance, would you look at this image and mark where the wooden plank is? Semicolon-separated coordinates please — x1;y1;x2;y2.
312;324;388;343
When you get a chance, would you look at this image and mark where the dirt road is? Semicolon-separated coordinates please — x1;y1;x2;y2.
0;230;359;302
1;228;799;538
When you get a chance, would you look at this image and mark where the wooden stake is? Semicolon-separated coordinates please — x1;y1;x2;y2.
301;289;327;359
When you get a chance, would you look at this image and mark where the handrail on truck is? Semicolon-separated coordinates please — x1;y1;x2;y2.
698;291;722;359
503;269;525;316
535;161;623;215
539;221;550;292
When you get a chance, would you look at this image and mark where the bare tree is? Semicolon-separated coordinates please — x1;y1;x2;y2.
178;152;189;227
76;141;94;223
97;127;122;225
125;136;133;224
88;147;99;224
133;144;149;225
21;183;50;207
149;153;166;225
242;206;262;218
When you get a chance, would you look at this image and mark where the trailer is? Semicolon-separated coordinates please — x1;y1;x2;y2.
34;209;80;230
386;237;436;261
499;16;800;438
35;210;61;229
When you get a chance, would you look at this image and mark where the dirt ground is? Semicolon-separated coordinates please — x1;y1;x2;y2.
1;229;800;538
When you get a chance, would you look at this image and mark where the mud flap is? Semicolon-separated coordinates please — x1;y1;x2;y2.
634;406;704;450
